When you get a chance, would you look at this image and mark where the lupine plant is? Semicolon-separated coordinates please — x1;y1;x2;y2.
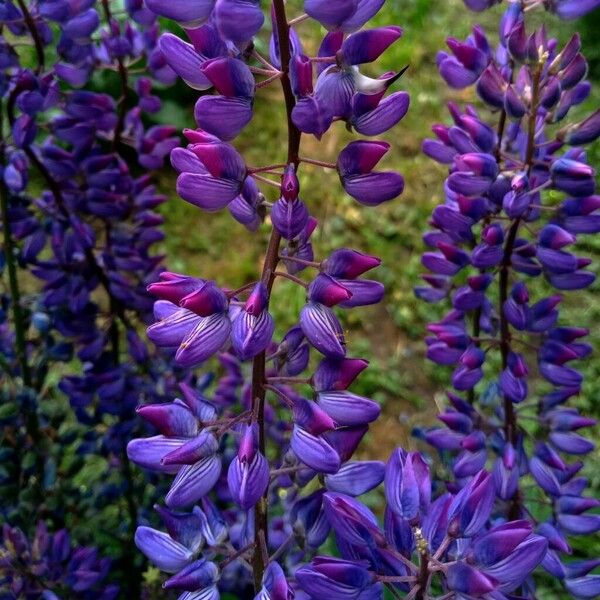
1;0;600;599
417;0;600;597
125;1;596;600
0;0;185;595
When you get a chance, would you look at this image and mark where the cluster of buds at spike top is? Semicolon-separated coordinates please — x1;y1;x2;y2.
417;1;600;598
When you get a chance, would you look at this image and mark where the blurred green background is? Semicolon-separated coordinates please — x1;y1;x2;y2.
151;0;600;457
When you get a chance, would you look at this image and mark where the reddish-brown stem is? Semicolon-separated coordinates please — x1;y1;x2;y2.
15;0;44;73
288;13;309;27
273;270;308;288
300;156;337;169
278;254;320;268
248;163;288;174
251;0;302;590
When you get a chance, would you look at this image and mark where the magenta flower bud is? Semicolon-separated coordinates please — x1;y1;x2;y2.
180;281;229;316
290;53;314;98
339;26;403;66
148;273;205;304
313;357;369;391
244;282;268;316
455;152;499;179
227;424;269;510
193;58;255;141
482;222;504;245
308;274;352;307
323;248;381;279
281;164;300;201
137;403;198;437
231;285;274;361
293;398;337;435
176;140;247;212
385;448;431;522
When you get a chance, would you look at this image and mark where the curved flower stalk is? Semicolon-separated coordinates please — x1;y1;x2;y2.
130;0;407;596
418;1;600;597
0;0;183;594
0;521;118;599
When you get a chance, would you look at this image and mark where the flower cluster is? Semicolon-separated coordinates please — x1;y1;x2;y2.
0;521;118;599
128;0;411;597
0;0;184;593
418;1;600;597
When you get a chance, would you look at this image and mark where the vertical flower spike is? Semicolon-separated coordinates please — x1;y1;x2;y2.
227;424;269;510
231;282;275;361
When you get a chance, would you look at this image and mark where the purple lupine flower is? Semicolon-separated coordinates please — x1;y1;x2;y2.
227;424;269;509
296;556;378;600
194;57;256;140
385;449;431;523
231;283;275;361
337;140;404;205
304;0;385;32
